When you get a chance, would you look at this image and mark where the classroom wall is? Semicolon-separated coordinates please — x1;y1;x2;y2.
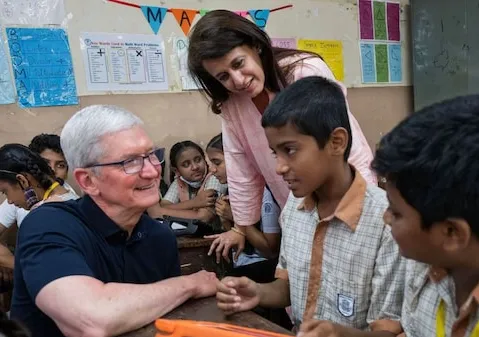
0;0;414;190
0;85;413;165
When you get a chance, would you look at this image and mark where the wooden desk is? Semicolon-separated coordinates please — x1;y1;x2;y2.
177;236;227;277
119;296;293;337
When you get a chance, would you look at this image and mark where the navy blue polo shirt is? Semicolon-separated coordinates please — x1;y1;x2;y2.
10;195;180;337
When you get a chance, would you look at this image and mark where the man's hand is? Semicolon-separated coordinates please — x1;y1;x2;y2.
194;189;217;208
216;276;260;315
204;229;245;263
188;270;218;299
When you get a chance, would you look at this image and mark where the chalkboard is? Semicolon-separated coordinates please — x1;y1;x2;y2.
411;0;479;110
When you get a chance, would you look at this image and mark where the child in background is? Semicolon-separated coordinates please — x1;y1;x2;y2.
205;134;281;279
205;134;291;329
149;141;227;231
215;76;405;335
0;134;78;234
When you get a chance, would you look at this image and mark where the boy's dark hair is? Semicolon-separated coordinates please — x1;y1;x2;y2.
372;94;479;238
28;134;64;156
261;76;352;161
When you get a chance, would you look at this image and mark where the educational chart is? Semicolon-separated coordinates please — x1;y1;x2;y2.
6;28;78;108
360;42;402;83
271;38;297;49
358;0;400;41
0;0;65;25
298;39;344;81
173;37;199;91
0;34;15;104
80;33;168;92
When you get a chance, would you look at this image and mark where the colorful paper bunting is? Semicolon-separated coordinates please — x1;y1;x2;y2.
235;11;249;18
171;8;197;36
141;6;167;35
248;9;270;30
199;9;210;16
106;1;292;35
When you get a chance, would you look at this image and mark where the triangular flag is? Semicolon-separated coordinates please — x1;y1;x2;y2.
141;6;167;34
171;8;197;36
199;9;210;16
235;11;249;18
248;9;270;30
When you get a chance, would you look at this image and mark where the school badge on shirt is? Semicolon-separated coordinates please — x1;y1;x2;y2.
337;294;355;317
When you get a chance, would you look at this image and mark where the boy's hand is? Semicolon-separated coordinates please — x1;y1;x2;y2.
216;276;260;315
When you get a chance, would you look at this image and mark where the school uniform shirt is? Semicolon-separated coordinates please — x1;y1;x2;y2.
221;55;376;227
0;182;78;229
275;168;405;333
400;261;479;337
163;175;227;203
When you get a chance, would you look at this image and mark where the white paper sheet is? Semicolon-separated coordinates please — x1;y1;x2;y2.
80;32;169;92
173;37;199;91
0;0;65;25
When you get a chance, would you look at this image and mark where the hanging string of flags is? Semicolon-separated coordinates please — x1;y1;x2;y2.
107;0;293;35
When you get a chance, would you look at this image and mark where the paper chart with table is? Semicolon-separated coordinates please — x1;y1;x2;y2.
80;33;168;92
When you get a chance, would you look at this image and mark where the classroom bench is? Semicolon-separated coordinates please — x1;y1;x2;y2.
177;236;228;277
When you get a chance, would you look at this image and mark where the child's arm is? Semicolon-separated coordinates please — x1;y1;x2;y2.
0;243;13;269
148;202;217;224
243;191;282;258
243;227;280;259
161;189;216;210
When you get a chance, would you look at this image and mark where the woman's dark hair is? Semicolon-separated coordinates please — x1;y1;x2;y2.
0;143;56;190
206;133;223;152
188;10;321;114
28;133;64;156
169;141;206;182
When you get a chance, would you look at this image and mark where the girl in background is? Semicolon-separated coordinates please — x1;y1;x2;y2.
149;141;227;231
205;134;291;329
0;144;78;270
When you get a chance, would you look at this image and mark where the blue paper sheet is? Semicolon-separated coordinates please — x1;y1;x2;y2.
0;35;15;104
388;43;402;82
6;27;78;108
360;43;376;83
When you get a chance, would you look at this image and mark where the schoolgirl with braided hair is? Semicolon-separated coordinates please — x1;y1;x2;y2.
0;144;78;211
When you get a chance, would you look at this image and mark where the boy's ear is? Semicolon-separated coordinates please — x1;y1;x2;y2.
328;127;349;157
441;218;472;252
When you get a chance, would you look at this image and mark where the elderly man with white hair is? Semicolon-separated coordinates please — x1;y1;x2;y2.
10;105;218;337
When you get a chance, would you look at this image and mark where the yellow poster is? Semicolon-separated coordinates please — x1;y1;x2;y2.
298;39;344;82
